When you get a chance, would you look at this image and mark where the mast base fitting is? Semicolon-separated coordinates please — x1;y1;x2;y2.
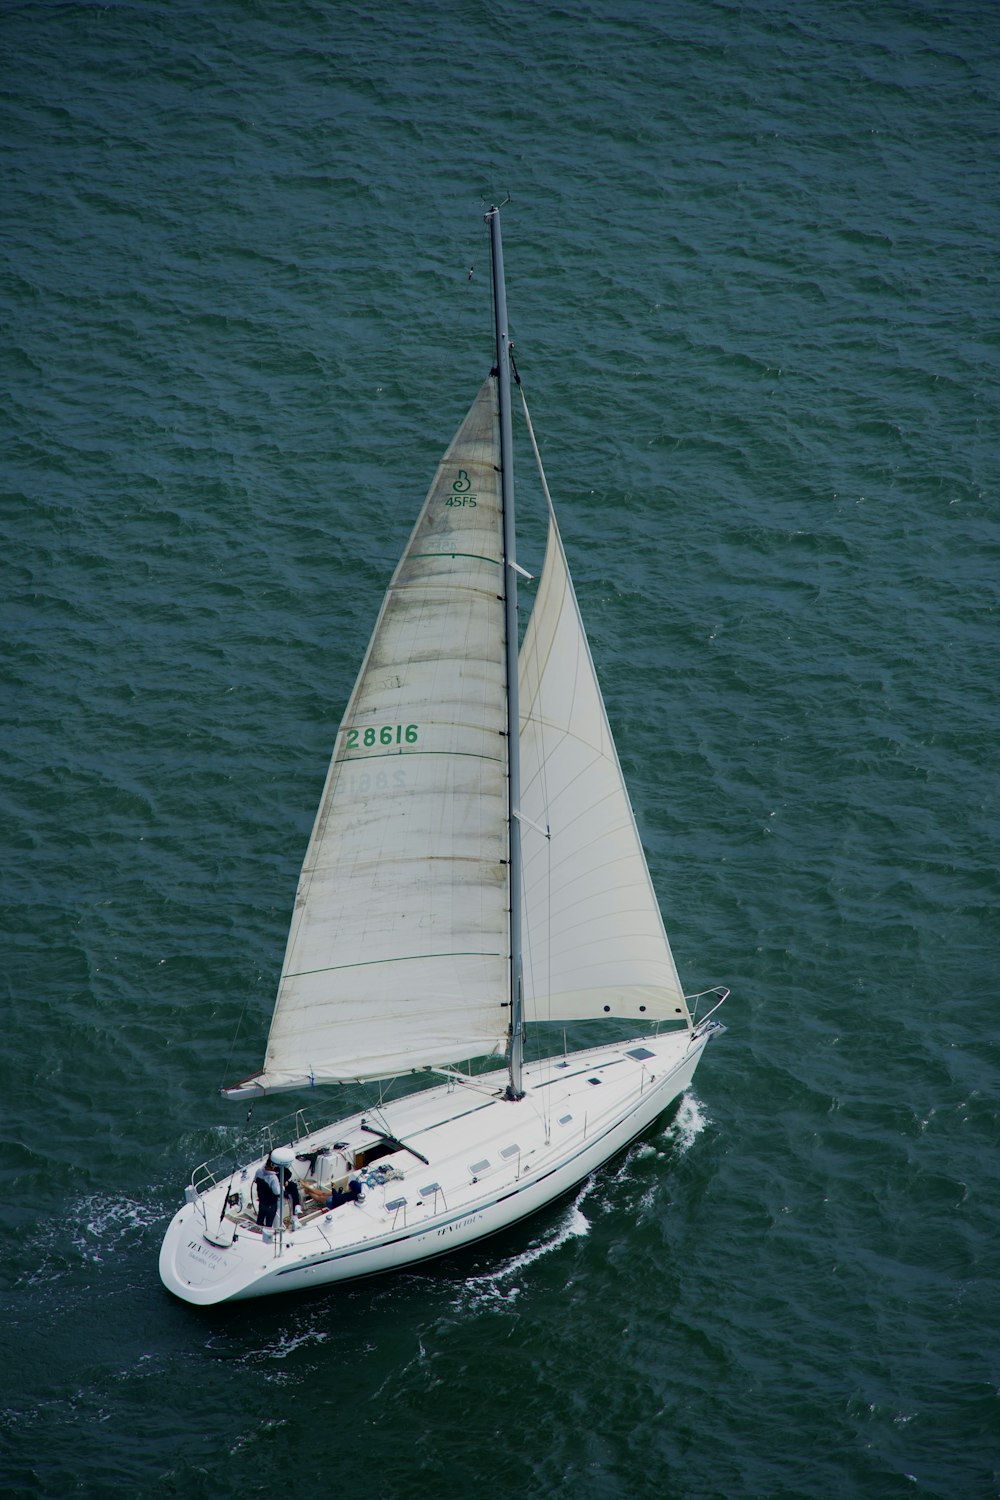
503;1085;525;1102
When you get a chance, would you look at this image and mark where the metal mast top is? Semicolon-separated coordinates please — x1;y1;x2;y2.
486;203;524;1100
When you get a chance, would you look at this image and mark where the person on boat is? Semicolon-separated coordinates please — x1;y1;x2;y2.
277;1160;301;1215
256;1152;302;1224
301;1176;364;1210
254;1158;281;1228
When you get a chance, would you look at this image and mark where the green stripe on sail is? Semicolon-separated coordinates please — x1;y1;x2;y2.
339;749;505;764
409;552;501;566
287;949;505;979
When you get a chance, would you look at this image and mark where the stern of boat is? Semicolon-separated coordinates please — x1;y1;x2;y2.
159;1200;256;1305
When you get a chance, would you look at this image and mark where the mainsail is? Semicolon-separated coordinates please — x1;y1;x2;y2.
230;380;511;1092
518;512;690;1028
227;375;689;1099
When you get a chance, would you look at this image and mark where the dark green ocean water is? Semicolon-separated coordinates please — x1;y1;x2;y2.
3;2;998;1496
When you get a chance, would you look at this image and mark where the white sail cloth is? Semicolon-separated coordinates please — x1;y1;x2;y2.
518;513;690;1028
230;380;511;1093
227;380;688;1097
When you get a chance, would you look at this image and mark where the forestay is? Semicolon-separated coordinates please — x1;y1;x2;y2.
517;512;691;1028
228;379;512;1094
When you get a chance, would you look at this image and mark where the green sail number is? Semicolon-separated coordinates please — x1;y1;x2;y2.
345;724;419;750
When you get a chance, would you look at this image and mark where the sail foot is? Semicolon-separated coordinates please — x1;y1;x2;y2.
525;982;690;1027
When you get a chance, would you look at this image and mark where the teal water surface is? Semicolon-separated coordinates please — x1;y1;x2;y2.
2;2;999;1497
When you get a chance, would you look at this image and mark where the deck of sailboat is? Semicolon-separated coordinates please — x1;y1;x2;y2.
159;1027;708;1304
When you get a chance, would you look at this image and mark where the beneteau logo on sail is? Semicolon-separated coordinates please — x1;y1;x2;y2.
447;468;478;507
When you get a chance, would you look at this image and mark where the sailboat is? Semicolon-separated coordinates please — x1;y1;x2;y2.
159;206;726;1305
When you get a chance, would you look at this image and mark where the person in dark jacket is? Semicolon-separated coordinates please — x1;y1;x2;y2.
254;1158;281;1227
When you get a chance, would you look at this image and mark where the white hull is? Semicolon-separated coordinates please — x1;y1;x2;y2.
159;1028;714;1306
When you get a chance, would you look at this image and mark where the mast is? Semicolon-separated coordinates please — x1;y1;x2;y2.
487;203;525;1100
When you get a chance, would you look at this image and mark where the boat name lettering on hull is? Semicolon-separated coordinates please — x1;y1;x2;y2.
436;1211;485;1239
184;1239;235;1272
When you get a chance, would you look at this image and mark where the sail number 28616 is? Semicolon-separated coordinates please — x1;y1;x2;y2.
344;724;419;750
